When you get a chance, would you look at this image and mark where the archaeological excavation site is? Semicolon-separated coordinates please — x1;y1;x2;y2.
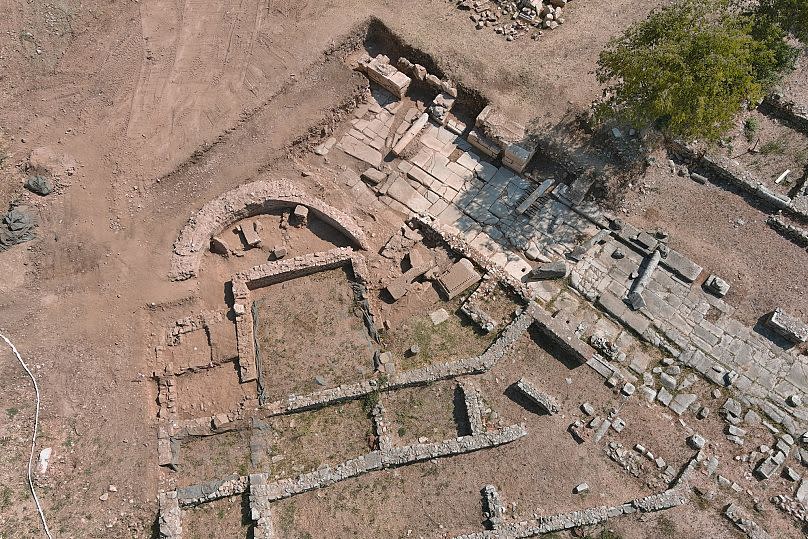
1;1;808;538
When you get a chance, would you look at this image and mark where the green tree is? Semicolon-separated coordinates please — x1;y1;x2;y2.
596;0;797;142
757;0;808;42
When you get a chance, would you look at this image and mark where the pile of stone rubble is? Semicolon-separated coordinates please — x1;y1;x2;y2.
454;0;571;41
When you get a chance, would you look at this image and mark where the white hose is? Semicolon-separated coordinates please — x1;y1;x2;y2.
0;332;53;539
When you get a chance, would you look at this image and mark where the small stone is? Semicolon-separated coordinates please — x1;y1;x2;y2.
688;434;706;450
581;402;595;416
314;376;328;386
108;485;118;492
573;482;589;494
697;406;710;419
24;175;52;196
621;383;635;396
408;345;420;356
99;493;109;501
612;249;625;260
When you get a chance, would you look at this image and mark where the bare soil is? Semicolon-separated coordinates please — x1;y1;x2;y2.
253;267;376;401
0;0;805;537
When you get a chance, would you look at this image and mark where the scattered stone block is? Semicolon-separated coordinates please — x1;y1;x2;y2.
437;258;481;300
210;236;231;257
292;205;309;225
688;434;706;449
657;387;673;406
526;260;568;280
271;245;287;260
669;393;697;415
581;402;595;416
765;308;808;343
755;455;782;479
238;221;262;248
797;478;808;503
704;274;730;297
784;466;801;482
361;167;388;185
386;245;436;301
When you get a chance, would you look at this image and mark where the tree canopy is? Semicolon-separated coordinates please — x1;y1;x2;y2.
596;0;798;142
758;0;808;42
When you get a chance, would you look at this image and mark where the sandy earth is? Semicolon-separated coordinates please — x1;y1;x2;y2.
0;0;805;538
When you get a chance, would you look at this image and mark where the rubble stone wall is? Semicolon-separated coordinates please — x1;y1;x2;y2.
669;141;807;220
450;490;686;539
760;94;808;135
175;424;526;509
169;180;370;280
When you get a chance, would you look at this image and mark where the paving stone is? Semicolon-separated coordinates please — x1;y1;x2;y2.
386;176;430;213
338;134;383;167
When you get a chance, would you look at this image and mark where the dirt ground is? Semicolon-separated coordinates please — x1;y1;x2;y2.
253;266;376;400
0;0;806;538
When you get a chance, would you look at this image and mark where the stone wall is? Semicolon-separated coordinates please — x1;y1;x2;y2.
248;424;526;505
768;214;808;249
514;377;559;415
172;423;526;514
760;94;808;135
166;308;534;441
450;489;686;539
158;491;182;538
669;141;808;220
169;180;370;280
459;381;486;435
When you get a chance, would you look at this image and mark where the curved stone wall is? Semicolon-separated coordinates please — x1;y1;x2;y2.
169;179;370;281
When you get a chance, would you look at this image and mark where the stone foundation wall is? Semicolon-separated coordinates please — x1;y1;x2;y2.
169;180;370;281
669;141;807;220
760;94;808;135
174;424;526;510
450;489;686;539
158;491;183;538
460;381;486;435
768;214;808;249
